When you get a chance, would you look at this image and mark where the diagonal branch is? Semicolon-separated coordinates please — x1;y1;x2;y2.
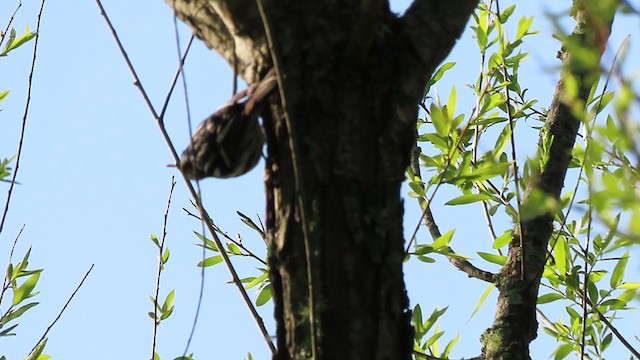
95;0;276;354
409;147;497;283
481;1;616;358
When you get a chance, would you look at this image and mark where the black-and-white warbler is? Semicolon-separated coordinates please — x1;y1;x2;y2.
178;70;276;179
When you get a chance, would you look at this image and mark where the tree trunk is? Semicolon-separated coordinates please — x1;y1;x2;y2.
167;1;478;359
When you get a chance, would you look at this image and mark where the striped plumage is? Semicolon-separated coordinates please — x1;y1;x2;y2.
178;70;275;179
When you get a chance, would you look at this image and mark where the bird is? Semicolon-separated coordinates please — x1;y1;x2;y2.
178;69;276;179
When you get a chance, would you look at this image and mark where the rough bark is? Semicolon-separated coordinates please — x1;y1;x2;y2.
480;2;615;359
167;0;477;359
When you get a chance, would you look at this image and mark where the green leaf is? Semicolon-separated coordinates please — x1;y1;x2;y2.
162;290;175;312
423;330;444;349
244;271;269;290
468;283;495;320
161;248;170;264
477;252;506;265
601;298;627;310
424;62;456;97
226;242;243;255
424;306;448;334
610;251;629;288
160;307;174;320
442;333;460;357
0;90;10;102
417;255;435;263
193;231;218;252
492;231;512;249
552;236;568;275
174;355;194;360
24;338;47;360
237;211;265;239
430;104;450;138
499;5;516;24
538;293;564;304
447;86;457;115
413;304;424;338
601;332;613;351
432;229;455;250
619;281;640;289
13;272;41;306
198;255;223;267
2;302;39;323
150;234;160;247
516;17;534;41
0;324;19;337
445;193;491;206
553;342;574;360
256;284;272;306
2;26;37;57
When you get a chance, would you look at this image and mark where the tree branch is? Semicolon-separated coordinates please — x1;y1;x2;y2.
401;0;478;73
481;1;616;358
409;147;497;283
166;0;270;82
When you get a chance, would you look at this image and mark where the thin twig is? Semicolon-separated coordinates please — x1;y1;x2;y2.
30;264;94;355
94;1;275;354
182;208;267;266
0;1;21;47
595;307;640;358
151;177;176;359
409;147;496;283
168;14;206;357
580;199;593;358
495;1;524;279
0;0;45;237
158;35;195;121
0;224;24;304
405;80;497;255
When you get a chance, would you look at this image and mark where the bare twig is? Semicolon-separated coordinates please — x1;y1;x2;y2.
0;1;21;47
168;12;205;357
0;0;45;237
30;264;94;355
158;34;195;121
595;307;640;358
94;0;275;354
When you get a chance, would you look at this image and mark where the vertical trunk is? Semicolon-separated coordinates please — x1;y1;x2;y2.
263;4;414;358
166;1;478;359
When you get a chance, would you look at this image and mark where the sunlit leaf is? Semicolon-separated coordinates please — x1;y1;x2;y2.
445;194;491;206
468;283;495;320
610;251;629;288
477;252;506;265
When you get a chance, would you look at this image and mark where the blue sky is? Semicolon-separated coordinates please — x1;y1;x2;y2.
1;1;638;359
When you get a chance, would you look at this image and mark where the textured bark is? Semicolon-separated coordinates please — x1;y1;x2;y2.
167;0;477;359
480;2;615;359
